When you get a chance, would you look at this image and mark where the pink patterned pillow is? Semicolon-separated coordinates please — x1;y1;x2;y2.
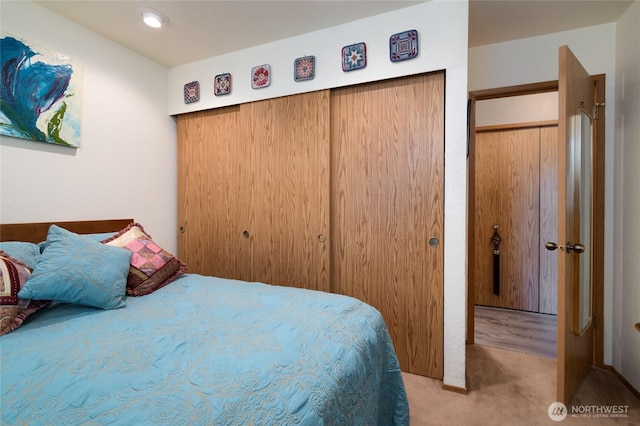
0;251;49;336
102;223;187;296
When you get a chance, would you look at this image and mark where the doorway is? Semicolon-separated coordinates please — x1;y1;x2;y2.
469;82;559;357
467;79;604;366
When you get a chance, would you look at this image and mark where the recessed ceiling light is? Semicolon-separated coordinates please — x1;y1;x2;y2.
135;7;168;29
143;12;163;28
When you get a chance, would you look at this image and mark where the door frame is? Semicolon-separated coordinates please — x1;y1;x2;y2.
467;78;604;369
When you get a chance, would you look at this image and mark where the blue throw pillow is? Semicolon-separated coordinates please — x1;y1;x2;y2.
38;231;117;253
18;225;131;310
0;242;41;269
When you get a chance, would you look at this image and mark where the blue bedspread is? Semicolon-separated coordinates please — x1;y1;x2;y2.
1;274;409;425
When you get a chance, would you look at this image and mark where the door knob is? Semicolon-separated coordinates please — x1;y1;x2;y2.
566;243;585;254
545;241;585;253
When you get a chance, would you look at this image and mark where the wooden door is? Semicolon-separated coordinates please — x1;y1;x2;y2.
556;45;596;404
243;91;331;291
330;72;444;378
473;127;540;312
177;91;330;291
177;106;247;279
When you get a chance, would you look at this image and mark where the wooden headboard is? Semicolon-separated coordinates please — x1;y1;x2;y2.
0;219;133;243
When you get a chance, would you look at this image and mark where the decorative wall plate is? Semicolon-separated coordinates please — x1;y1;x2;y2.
294;56;315;81
183;81;199;104
390;29;419;62
342;42;367;72
251;64;271;89
214;73;232;96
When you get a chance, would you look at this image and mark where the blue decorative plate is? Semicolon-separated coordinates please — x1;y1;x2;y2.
214;73;232;96
390;29;419;62
342;42;367;72
294;56;315;82
183;81;199;103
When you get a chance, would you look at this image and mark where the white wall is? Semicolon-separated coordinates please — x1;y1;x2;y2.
1;1;470;389
168;2;466;116
469;23;619;366
614;0;640;392
475;92;558;127
168;1;470;389
0;1;178;253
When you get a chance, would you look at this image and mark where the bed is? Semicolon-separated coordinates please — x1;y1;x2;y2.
0;219;409;425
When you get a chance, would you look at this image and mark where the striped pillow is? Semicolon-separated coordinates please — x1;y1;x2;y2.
0;251;48;336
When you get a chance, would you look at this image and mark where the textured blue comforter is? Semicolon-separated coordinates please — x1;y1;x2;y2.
1;274;409;425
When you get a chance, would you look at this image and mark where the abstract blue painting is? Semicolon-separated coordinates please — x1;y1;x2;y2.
0;33;82;147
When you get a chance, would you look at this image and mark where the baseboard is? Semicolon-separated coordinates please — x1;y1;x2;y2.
603;365;640;400
442;383;468;395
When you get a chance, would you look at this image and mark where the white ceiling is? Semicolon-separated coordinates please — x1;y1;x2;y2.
468;0;633;47
32;0;634;68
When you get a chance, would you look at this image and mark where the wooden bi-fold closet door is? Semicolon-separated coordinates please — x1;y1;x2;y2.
177;90;331;292
177;106;247;281
473;125;558;314
178;74;445;379
330;72;445;379
242;92;331;291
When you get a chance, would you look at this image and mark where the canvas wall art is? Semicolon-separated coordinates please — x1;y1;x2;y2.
0;33;83;147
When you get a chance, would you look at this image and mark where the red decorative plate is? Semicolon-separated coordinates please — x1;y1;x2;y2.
251;65;271;89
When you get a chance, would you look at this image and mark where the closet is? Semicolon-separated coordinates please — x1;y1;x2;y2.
331;74;444;377
177;91;330;291
473;124;558;314
177;72;445;378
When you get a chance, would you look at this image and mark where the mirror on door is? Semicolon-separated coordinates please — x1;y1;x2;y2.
572;106;594;336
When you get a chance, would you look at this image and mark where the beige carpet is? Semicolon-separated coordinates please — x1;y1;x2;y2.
403;345;640;425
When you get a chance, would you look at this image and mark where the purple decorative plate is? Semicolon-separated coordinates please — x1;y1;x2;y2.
390;29;419;62
214;73;232;96
183;81;200;104
342;42;367;72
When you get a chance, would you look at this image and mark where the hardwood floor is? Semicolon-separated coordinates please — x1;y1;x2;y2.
474;305;557;358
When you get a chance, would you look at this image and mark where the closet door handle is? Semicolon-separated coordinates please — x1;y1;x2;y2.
242;230;250;239
566;242;585;254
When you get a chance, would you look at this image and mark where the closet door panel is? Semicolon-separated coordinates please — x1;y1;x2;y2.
243;91;331;291
177;106;246;279
504;128;540;311
473;130;502;306
331;73;445;378
539;126;559;314
474;128;540;312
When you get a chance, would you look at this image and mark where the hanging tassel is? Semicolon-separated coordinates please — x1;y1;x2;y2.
491;225;502;296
